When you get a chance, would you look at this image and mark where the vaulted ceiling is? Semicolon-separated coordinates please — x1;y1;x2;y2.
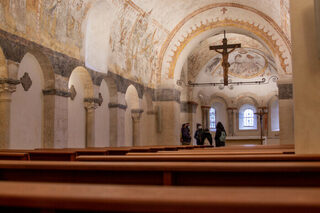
0;0;291;88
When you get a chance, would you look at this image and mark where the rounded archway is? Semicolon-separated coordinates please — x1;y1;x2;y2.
10;53;44;149
68;66;94;148
124;85;140;147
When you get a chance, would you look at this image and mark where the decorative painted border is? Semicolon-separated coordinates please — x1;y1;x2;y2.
157;3;292;84
165;18;289;81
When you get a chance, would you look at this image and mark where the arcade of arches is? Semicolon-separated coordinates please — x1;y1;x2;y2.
0;0;319;154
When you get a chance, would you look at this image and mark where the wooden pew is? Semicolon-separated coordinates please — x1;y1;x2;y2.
28;150;76;161
126;149;295;156
76;154;320;162
0;181;320;213
0;160;320;187
0;152;29;160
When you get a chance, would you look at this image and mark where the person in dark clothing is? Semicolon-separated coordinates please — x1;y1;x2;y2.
201;128;213;146
181;123;191;145
194;124;204;145
215;122;226;147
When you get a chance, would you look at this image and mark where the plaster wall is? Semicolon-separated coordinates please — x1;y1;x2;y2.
291;0;320;153
155;101;180;145
10;53;43;149
94;80;110;147
67;73;86;148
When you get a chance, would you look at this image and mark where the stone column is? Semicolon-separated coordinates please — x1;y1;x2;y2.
154;88;181;146
84;100;98;148
131;109;143;146
278;82;294;145
291;0;320;154
108;103;127;147
41;89;70;148
0;80;17;148
227;108;236;136
201;106;210;129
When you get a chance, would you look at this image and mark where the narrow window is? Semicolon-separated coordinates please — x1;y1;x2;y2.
209;107;216;131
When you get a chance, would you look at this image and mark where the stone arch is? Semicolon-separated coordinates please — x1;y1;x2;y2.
236;94;260;109
68;66;94;148
103;76;118;103
0;46;8;79
210;95;228;133
26;49;55;90
124;84;140;146
84;0;114;73
10;53;45;149
158;4;292;85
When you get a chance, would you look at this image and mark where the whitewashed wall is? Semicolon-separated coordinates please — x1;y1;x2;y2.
94;80;110;147
10;53;44;149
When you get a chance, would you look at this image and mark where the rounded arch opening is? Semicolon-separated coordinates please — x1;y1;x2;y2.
124;85;140;147
68;66;94;148
10;53;45;149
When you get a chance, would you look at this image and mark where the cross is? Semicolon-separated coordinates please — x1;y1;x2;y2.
209;31;241;86
221;7;228;14
255;107;268;144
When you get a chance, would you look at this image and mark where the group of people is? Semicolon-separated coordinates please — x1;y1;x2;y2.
180;122;226;147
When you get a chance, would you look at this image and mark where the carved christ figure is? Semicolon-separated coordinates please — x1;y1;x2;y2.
209;31;241;86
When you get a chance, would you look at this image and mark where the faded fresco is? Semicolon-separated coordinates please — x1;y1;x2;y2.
0;0;92;59
0;0;290;87
109;0;167;86
203;48;277;80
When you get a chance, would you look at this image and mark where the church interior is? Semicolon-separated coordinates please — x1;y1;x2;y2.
0;0;320;212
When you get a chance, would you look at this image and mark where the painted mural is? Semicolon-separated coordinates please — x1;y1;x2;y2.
0;0;290;88
203;48;277;80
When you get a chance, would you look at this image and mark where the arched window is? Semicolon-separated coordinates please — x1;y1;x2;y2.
239;104;257;130
244;109;254;127
209;107;216;131
271;99;280;131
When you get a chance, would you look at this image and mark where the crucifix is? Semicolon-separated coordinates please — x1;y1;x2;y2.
209;31;241;86
255;107;268;144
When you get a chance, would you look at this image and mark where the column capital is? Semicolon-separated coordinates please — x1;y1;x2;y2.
131;109;144;121
227;107;237;111
84;100;99;110
0;78;19;96
201;105;211;109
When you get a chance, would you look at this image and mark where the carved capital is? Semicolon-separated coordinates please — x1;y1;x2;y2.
131;109;144;121
0;82;17;94
84;100;98;110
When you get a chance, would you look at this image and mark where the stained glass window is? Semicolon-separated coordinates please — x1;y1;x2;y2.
209;107;216;131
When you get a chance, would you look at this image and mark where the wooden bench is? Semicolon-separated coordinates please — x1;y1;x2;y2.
0;160;320;187
0;152;29;160
0;181;320;213
76;154;320;162
28;150;76;161
126;149;295;156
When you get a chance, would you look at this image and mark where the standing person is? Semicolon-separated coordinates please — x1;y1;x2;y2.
201;128;213;146
181;123;191;145
215;122;226;147
194;124;204;145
